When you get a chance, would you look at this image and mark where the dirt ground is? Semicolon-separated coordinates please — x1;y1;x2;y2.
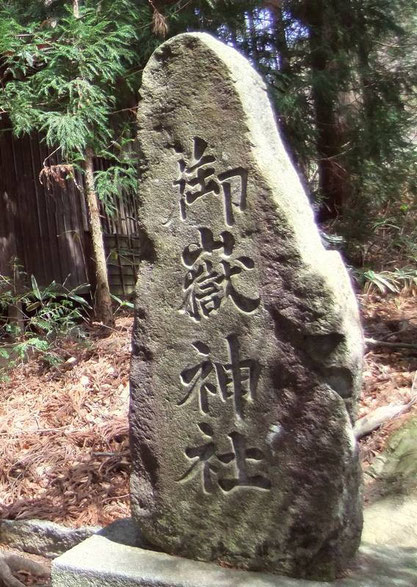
0;295;416;585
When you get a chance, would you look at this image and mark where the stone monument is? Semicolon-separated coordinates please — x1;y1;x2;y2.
129;32;363;581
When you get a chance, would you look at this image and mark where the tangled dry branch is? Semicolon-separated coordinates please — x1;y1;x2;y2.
147;0;169;37
38;165;74;190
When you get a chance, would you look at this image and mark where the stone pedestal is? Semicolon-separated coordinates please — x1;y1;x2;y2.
51;520;417;587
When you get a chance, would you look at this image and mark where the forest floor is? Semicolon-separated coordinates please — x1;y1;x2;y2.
0;295;416;585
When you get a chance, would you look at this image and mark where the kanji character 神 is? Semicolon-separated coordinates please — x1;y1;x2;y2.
179;336;261;420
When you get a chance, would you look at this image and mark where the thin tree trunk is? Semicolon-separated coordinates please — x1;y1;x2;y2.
247;11;260;63
266;4;305;171
73;0;80;19
84;147;115;328
305;1;352;220
71;1;113;328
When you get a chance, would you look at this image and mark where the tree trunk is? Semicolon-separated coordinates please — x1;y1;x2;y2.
73;0;80;19
266;4;304;170
304;1;352;220
247;11;260;63
71;0;113;328
84;147;115;328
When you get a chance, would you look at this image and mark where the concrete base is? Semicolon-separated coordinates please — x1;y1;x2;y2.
52;519;417;587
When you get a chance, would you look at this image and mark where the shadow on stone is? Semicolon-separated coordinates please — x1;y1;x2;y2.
97;518;153;549
343;544;417;586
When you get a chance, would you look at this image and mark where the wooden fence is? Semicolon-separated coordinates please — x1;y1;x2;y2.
0;124;145;297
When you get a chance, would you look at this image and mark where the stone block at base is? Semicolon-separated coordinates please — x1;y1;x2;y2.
51;520;417;587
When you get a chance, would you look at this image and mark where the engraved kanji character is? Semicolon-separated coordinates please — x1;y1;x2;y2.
181;227;260;321
178;336;260;420
174;137;248;226
178;424;271;493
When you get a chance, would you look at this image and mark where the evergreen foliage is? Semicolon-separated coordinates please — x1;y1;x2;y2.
160;0;417;254
0;0;156;193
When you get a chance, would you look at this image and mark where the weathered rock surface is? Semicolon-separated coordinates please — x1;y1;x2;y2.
130;32;363;581
0;519;100;558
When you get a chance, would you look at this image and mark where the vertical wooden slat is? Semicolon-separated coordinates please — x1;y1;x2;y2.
37;139;63;286
0;126;19;276
29;135;49;285
115;231;126;296
11;135;33;280
53;151;72;285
